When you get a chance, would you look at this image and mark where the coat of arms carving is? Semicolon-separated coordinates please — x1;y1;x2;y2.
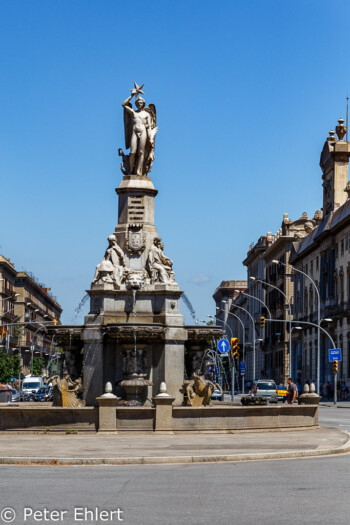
125;228;145;255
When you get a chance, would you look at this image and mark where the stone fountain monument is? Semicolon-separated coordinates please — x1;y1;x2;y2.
81;82;187;405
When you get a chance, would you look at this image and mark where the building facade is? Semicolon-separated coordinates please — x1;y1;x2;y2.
0;255;62;376
213;280;247;341
243;236;268;381
262;212;312;385
290;121;350;389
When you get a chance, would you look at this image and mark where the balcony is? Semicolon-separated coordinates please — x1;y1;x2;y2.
1;311;15;322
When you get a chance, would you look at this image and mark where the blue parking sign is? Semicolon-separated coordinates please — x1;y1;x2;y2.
329;349;342;362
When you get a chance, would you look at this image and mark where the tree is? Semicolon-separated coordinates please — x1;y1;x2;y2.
32;356;45;376
11;353;20;378
0;351;21;383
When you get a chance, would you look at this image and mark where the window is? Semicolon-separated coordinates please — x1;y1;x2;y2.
334;274;339;303
309;289;313;313
340;272;344;303
304;289;308;315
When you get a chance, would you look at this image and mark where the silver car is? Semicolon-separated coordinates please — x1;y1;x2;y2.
11;389;19;402
251;380;278;403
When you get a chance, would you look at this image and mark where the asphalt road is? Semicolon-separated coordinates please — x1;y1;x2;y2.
1;454;350;525
318;405;350;431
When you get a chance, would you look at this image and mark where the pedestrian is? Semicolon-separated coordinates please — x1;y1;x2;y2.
340;382;346;400
286;377;298;404
319;382;323;397
325;381;331;401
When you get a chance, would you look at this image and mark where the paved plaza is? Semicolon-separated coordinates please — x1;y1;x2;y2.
0;426;348;465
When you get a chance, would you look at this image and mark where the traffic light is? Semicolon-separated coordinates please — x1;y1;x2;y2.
230;337;240;359
260;316;265;328
332;360;338;374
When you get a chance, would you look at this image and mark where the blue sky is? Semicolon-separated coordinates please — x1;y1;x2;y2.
0;0;349;324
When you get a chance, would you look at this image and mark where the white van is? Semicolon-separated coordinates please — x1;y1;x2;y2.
22;376;43;395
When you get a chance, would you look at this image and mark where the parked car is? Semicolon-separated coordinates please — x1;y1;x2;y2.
19;390;35;402
251;380;278;403
211;388;223;401
34;387;50;402
276;384;288;401
11;389;19;402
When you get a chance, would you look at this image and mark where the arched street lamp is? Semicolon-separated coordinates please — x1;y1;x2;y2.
250;276;293;378
223;301;259;382
31;325;47;376
219;308;246;395
272;259;329;394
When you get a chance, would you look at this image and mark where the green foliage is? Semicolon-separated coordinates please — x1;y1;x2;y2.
32;356;45;376
0;350;21;383
13;318;24;340
65;428;78;435
11;353;21;378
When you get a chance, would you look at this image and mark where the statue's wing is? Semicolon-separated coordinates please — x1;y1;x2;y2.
146;103;157;128
124;102;133;149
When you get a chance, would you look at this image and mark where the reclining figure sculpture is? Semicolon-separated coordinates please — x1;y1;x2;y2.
184;371;222;407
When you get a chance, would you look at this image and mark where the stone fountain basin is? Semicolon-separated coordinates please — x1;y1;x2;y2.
0;404;319;433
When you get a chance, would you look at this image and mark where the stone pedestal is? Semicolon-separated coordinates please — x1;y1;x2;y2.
152;395;175;434
97;395;119;433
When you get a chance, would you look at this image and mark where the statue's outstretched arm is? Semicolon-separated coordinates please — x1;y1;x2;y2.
122;94;134;113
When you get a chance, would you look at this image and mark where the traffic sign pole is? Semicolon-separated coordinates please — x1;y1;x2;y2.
231;362;235;402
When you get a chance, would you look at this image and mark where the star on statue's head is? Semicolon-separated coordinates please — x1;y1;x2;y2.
131;82;145;96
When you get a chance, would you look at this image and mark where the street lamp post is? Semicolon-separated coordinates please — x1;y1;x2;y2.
206;315;231;393
221;308;246;395
272;260;322;394
31;326;47;376
207;313;233;340
235;289;273;379
250;276;293;380
223;302;258;382
215;307;239;400
265;316;336;404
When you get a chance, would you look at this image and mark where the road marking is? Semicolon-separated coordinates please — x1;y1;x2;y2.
320;419;349;422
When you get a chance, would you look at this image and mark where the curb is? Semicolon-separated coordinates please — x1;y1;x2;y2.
1;431;349;466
